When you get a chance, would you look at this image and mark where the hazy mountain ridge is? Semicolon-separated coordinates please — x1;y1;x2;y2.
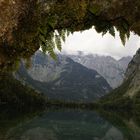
68;53;132;88
17;51;112;102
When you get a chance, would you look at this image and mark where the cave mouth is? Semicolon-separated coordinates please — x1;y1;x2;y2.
16;28;138;93
0;0;140;71
0;0;140;114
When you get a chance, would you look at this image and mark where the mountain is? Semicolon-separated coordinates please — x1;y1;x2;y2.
0;72;45;110
123;49;140;97
69;53;131;88
99;48;140;110
16;51;112;102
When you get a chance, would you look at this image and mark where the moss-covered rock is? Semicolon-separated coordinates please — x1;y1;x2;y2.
0;0;140;109
0;0;140;70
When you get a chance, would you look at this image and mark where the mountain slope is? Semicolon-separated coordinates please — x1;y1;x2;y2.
0;72;46;110
69;54;131;88
17;51;112;102
99;49;140;110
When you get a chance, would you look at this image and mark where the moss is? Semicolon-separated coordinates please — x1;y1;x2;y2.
89;4;101;15
2;0;140;70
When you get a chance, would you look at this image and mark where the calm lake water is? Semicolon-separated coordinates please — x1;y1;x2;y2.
0;109;140;140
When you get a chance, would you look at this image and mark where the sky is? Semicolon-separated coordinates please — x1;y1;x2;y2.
61;27;140;60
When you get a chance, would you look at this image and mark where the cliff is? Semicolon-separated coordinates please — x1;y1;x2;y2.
99;49;140;110
70;54;131;88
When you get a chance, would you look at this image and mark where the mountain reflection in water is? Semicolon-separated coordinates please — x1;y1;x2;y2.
0;109;140;140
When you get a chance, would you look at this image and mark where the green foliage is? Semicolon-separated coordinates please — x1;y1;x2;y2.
101;26;115;37
94;20;116;38
0;0;134;72
38;28;70;59
89;4;101;15
61;30;66;42
119;31;126;46
47;16;58;29
93;17;130;46
116;19;130;46
55;34;62;51
67;30;71;37
109;27;115;37
24;58;32;69
39;29;56;59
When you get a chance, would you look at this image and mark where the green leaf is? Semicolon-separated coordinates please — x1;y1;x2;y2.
55;35;62;51
67;30;71;36
39;35;46;43
126;31;130;39
109;27;115;37
122;21;129;32
89;5;100;15
49;50;57;60
61;32;66;42
119;31;126;46
102;30;108;36
41;43;47;53
38;26;48;36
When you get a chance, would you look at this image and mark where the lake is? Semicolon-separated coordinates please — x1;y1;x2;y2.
0;109;140;140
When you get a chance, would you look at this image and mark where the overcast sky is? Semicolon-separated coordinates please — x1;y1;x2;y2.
61;27;140;59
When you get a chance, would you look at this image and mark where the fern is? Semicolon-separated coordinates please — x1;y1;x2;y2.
38;28;71;59
67;30;71;36
39;34;46;43
38;27;47;36
126;31;130;39
109;27;115;37
119;31;126;46
102;29;108;36
46;35;57;59
115;19;130;46
55;35;62;51
41;43;47;53
25;58;31;69
61;30;66;42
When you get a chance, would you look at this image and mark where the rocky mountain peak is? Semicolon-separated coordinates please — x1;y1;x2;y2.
69;54;131;88
17;51;112;102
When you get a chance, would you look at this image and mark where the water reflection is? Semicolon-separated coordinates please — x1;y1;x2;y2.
0;109;140;140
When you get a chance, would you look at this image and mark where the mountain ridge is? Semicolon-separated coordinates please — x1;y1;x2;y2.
99;48;140;110
68;53;131;88
16;51;112;102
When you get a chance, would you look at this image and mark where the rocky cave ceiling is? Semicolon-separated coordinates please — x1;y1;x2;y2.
0;0;140;71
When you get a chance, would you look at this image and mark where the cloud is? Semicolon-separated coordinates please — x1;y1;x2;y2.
62;28;140;59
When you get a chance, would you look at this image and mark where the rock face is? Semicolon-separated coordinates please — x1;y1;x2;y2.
1;0;140;71
17;51;112;102
124;48;140;97
69;54;131;88
99;48;140;109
